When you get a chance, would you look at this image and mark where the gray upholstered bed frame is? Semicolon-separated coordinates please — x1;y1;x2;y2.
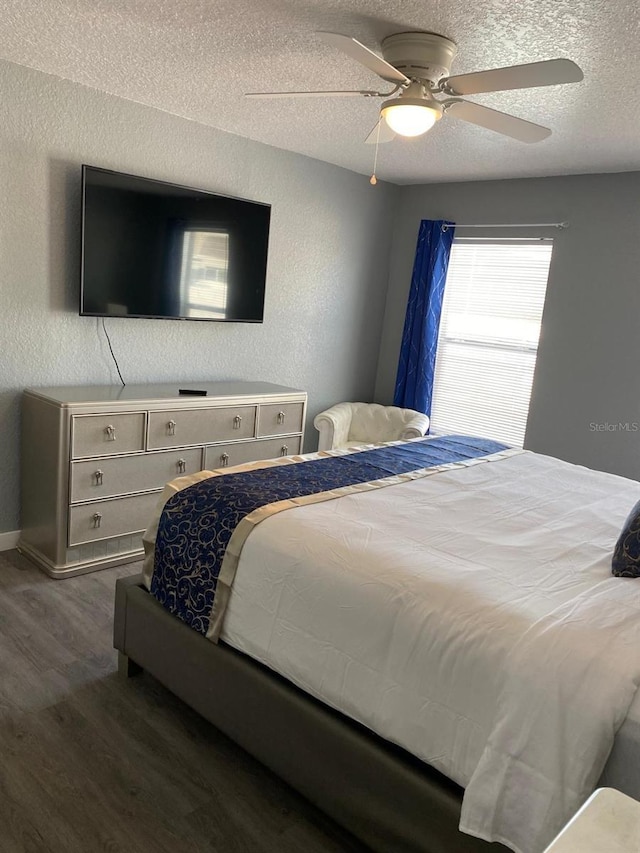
114;575;509;853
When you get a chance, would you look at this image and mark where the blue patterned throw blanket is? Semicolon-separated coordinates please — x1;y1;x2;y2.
150;435;508;640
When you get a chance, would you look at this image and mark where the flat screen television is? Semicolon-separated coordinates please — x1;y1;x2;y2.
80;166;271;322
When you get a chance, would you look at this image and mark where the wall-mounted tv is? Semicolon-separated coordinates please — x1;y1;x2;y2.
80;166;271;322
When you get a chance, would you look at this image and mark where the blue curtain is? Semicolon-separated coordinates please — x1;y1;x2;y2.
393;220;455;416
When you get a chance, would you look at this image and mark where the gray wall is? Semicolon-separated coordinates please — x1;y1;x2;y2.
376;172;640;480
0;59;398;534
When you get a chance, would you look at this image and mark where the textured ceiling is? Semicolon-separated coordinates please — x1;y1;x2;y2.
1;0;639;184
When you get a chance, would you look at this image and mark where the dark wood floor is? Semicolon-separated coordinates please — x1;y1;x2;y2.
0;550;368;853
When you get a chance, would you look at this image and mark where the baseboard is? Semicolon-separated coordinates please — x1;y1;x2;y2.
0;530;20;551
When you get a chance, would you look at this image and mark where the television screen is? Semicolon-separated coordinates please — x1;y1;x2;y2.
80;166;270;322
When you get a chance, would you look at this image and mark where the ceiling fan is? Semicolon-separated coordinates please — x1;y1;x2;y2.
246;31;583;144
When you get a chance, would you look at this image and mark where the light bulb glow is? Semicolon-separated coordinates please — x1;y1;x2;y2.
381;98;442;137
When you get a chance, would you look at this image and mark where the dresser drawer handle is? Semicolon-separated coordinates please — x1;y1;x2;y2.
280;445;288;457
177;458;186;474
94;470;104;486
220;452;229;467
167;420;176;436
277;411;286;425
105;424;116;441
233;415;242;429
92;512;102;529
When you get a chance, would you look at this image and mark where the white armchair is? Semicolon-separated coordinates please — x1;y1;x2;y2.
314;402;430;451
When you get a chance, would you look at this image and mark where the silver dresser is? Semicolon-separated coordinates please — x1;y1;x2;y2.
20;381;307;577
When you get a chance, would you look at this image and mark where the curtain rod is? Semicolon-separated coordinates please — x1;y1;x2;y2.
442;221;568;231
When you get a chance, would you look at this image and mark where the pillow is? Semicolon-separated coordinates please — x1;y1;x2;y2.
612;499;640;577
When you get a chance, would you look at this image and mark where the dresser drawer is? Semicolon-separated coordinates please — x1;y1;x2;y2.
148;406;256;449
71;413;146;459
68;492;160;546
257;402;304;437
204;436;302;470
70;448;203;503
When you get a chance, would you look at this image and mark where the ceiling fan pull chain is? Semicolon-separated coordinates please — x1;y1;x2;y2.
370;119;382;185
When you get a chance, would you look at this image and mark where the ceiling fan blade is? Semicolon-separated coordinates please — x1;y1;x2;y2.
441;58;583;96
444;100;551;143
245;89;379;99
317;32;410;86
364;119;396;144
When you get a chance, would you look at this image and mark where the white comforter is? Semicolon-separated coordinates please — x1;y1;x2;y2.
214;448;640;853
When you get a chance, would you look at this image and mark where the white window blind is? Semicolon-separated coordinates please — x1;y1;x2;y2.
430;240;553;447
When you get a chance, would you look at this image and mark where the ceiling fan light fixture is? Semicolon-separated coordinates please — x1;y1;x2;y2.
381;97;443;137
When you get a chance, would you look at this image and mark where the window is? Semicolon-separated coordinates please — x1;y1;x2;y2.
430;240;553;447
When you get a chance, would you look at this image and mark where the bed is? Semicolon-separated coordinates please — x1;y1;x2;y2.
113;436;640;853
